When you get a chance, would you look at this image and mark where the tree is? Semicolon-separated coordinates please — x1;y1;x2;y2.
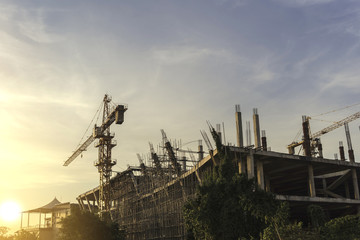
320;215;360;240
261;202;320;240
183;127;279;240
57;208;125;240
12;230;38;240
307;204;327;228
0;227;10;240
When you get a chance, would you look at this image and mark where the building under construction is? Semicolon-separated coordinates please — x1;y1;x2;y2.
70;99;360;239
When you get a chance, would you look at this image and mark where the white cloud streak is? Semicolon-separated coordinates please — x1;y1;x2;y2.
272;0;335;7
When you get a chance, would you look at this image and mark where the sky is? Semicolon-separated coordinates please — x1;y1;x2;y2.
1;0;360;231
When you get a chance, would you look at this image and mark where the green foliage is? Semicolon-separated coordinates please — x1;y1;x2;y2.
307;204;326;228
320;215;360;240
183;128;279;240
262;203;320;240
183;127;360;240
12;230;38;240
57;208;125;240
184;172;279;240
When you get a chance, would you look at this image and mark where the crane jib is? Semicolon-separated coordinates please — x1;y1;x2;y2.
63;104;127;167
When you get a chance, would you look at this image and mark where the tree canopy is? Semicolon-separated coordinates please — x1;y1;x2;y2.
12;230;38;240
57;208;124;240
183;127;279;240
183;126;360;240
0;227;38;240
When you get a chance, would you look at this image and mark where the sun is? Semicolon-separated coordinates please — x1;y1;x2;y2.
0;201;21;222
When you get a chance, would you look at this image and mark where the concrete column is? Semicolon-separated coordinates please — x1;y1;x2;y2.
349;150;355;163
20;212;23;229
261;130;267;151
317;140;323;158
85;196;93;212
302;116;312;157
216;124;222;144
253;108;261;148
198;143;204;160
182;156;187;171
339;141;345;161
322;178;328;197
257;160;265;190
238;155;246;175
308;164;316;197
345;182;350;198
247;150;255;179
265;175;271;192
352;169;360;200
235;105;244;147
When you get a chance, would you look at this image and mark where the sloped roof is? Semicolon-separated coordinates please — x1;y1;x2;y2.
24;197;61;213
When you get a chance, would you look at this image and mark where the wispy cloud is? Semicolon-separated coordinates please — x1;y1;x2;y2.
272;0;335;7
320;71;360;93
0;3;63;43
152;46;235;65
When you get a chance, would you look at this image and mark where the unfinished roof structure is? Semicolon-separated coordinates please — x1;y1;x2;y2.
77;105;360;239
21;198;78;240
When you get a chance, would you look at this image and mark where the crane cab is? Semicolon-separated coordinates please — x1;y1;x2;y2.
115;105;127;124
93;125;102;138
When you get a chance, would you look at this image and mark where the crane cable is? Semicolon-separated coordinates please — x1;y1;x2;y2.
292;128;303;143
290;102;360;145
75;99;104;150
310;102;360;118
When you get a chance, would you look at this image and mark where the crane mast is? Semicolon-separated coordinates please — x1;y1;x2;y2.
64;94;127;219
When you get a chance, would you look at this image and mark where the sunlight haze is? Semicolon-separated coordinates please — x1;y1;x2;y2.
1;0;360;232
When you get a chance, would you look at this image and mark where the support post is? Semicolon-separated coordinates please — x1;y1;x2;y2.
238;155;246;175
345;182;350;199
20;212;23;229
308;164;316;197
247;150;255;179
261;130;267;151
317;139;323;158
265;175;271;192
257;160;265;190
302;116;311;157
352;169;360;200
339;141;345;161
322;178;328;197
198;141;204;160
253;108;261;148
235;105;244;147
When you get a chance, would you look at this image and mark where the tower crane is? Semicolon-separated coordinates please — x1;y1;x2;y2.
288;111;360;156
63;94;127;219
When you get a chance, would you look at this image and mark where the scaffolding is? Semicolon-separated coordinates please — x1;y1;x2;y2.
76;107;360;240
78;134;204;240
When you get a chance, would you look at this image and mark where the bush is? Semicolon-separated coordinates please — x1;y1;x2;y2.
320;215;360;240
58;208;124;240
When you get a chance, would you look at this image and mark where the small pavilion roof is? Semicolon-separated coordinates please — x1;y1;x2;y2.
23;197;61;213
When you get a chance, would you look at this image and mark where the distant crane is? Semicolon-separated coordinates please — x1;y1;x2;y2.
288;111;360;156
63;94;127;219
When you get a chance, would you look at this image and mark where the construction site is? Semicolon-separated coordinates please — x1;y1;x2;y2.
64;95;360;240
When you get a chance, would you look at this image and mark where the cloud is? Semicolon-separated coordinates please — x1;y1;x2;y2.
213;0;250;7
272;0;335;7
320;71;360;93
151;46;234;65
0;3;62;43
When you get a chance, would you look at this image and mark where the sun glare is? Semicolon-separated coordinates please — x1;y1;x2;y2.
0;201;21;222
